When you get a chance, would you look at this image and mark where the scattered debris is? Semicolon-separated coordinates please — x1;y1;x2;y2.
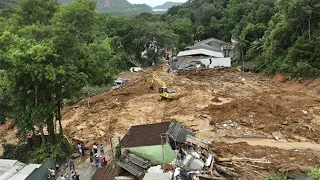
130;67;142;72
112;78;127;90
216;121;238;129
272;131;283;140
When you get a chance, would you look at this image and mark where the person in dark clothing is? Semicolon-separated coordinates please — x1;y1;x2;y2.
81;144;85;156
103;157;106;166
93;144;98;154
55;163;60;171
90;150;94;164
74;172;80;180
69;158;75;170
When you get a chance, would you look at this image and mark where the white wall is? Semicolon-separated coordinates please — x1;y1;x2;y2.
199;58;231;68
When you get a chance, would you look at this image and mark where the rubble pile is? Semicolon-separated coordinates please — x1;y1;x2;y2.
60;66;320;178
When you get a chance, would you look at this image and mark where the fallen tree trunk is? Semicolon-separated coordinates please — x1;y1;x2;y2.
214;164;239;177
217;157;271;164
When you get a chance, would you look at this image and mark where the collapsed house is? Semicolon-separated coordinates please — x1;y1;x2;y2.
171;38;236;73
114;122;212;179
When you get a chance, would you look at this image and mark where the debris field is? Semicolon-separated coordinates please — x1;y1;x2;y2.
59;66;320;178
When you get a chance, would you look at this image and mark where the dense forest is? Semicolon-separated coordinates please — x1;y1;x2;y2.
0;0;319;162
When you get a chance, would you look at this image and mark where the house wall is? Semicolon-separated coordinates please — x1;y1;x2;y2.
200;58;231;68
121;144;176;165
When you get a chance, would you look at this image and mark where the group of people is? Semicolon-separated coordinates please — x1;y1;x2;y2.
56;171;80;180
46;167;56;180
90;144;106;167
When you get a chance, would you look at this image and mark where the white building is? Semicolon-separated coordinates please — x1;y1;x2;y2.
0;159;41;180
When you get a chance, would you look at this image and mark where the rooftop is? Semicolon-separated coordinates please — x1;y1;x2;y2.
118;122;193;148
177;49;224;58
194;38;231;46
119;122;171;148
0;159;42;180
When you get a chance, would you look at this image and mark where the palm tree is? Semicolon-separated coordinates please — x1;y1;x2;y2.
235;36;249;71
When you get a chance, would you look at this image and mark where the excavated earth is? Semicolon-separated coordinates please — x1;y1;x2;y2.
59;66;320;178
1;65;320;178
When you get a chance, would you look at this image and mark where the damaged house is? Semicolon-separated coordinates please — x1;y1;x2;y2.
115;122;210;179
171;38;237;72
116;122;193;165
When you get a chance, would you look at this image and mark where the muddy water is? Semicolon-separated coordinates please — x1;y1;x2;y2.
222;138;320;150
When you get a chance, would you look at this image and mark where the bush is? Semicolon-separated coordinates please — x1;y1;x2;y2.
262;172;287;180
65;85;111;105
308;169;320;180
1;137;74;164
0;114;5;124
1;144;32;163
29;137;74;164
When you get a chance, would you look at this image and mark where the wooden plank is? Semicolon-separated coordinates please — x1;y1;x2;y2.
185;136;208;149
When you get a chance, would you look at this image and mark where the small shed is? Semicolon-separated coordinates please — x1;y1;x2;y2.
116;122;193;165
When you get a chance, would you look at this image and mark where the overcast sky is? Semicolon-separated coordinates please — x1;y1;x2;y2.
127;0;187;7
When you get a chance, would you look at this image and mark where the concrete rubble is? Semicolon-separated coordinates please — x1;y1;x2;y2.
116;131;218;180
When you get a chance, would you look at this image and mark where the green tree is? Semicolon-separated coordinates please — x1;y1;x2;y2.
0;0;116;142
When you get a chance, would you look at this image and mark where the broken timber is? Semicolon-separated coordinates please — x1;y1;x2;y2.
216;157;271;164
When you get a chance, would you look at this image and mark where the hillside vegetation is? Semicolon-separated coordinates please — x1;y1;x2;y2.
59;0;152;14
166;0;320;77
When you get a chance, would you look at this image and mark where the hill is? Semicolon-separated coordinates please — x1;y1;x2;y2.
153;1;183;9
58;0;153;14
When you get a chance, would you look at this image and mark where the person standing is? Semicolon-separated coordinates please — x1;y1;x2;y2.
77;143;82;156
74;172;80;180
69;158;75;170
100;144;104;155
95;154;99;167
90;150;94;165
93;144;98;154
48;168;55;179
55;163;60;172
57;175;65;180
98;155;104;167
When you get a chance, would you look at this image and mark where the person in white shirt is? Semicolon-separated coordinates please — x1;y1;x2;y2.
48;168;55;179
77;143;82;155
93;144;98;154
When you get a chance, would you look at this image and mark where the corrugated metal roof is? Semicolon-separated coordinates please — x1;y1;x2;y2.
119;152;151;178
0;159;26;180
166;122;194;143
8;164;41;180
177;49;224;58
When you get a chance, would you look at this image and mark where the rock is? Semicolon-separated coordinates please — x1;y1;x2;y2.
72;153;80;158
292;135;308;142
282;121;289;125
302;110;308;115
272;131;283;140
